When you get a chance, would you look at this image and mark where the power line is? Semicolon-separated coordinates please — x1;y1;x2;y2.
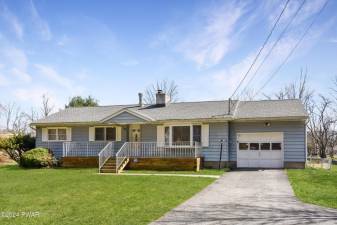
238;0;306;99
252;0;330;99
230;0;290;99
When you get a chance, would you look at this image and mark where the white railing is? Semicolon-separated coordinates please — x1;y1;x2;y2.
63;141;109;157
98;142;114;172
115;142;129;173
116;142;201;160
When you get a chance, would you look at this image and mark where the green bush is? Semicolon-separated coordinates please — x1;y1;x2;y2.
0;134;35;163
20;148;52;168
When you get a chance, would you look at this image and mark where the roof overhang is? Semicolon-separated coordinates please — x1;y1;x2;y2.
232;116;308;122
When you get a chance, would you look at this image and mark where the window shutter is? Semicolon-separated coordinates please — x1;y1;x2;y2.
89;127;95;141
66;128;72;141
201;124;209;147
157;125;164;146
42;128;48;142
116;127;122;141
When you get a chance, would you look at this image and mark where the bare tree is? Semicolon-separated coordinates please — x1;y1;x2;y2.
144;80;178;104
265;69;314;109
3;103;16;131
307;96;337;158
240;88;256;101
0;103;30;134
41;94;54;117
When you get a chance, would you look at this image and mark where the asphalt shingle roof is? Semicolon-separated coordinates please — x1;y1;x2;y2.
31;99;307;125
234;99;307;119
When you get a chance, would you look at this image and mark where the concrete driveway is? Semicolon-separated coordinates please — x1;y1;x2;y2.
151;170;337;225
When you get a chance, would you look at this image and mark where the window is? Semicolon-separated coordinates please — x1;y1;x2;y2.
164;127;169;145
261;143;271;150
272;143;282;150
95;128;105;141
47;128;67;141
172;126;190;144
193;125;201;143
250;143;259;150
163;124;203;146
94;127;117;141
58;129;67;140
48;129;57;140
106;127;116;141
239;143;248;150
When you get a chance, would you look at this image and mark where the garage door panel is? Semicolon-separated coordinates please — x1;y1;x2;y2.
237;132;284;168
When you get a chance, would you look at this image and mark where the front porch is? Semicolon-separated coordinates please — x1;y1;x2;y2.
62;141;202;173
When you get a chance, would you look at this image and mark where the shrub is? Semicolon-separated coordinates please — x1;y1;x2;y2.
20;148;52;168
0;134;35;163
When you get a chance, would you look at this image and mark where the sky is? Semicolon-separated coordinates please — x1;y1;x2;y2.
0;0;336;113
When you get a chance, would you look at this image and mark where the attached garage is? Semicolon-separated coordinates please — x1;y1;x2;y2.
237;132;284;168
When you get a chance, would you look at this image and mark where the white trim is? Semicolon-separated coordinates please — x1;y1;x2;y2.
201;124;209;147
44;127;69;142
90;126;120;141
161;122;205;147
100;109;154;123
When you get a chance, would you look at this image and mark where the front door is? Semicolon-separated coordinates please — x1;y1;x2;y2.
129;124;141;142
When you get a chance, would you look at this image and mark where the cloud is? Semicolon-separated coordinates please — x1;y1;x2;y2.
3;46;28;70
13;86;63;109
34;64;72;89
195;0;333;99
152;1;255;68
34;64;86;95
29;0;52;40
11;68;32;82
0;3;24;39
0;43;32;84
0;74;9;86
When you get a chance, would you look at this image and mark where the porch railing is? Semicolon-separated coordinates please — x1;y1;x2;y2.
62;141;109;157
115;142;129;173
98;142;114;172
116;142;202;158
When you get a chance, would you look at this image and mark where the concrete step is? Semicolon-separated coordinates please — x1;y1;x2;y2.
102;166;116;169
100;169;116;173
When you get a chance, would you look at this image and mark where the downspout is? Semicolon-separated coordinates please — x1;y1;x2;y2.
228;122;231;168
227;98;231;168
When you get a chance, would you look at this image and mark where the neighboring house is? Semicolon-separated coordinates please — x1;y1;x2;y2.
31;90;308;173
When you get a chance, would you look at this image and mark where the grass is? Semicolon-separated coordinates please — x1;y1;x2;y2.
0;165;215;225
287;165;337;209
123;168;227;176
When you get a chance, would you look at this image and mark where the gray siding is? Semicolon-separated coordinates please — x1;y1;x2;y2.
36;125;128;159
202;122;229;162
140;124;157;142
36;127;63;158
72;126;89;141
106;112;145;124
229;121;306;162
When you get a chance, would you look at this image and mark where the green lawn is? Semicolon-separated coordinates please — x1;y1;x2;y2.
123;168;227;176
0;165;215;225
287;165;337;209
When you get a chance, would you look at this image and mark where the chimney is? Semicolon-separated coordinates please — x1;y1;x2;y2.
138;93;143;107
156;90;170;106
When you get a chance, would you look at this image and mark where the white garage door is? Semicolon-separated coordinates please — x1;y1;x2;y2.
237;132;284;168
